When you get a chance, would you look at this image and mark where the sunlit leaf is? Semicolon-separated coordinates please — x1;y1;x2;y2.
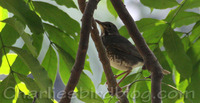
0;6;8;31
7;46;53;98
0;53;17;75
0;25;19;66
0;0;44;34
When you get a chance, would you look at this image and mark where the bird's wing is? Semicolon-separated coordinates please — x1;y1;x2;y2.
110;42;143;60
106;35;143;60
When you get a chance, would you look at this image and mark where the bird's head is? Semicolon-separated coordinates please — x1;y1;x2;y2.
95;20;119;36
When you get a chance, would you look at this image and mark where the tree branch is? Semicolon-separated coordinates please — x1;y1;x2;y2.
110;1;164;103
78;0;129;102
59;0;99;102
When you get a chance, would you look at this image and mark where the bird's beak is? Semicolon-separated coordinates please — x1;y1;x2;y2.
95;20;105;33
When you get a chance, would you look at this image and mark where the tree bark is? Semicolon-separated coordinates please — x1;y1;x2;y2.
110;0;163;103
59;0;99;102
78;0;129;102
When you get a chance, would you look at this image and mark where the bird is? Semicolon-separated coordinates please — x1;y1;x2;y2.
95;20;144;85
95;20;170;85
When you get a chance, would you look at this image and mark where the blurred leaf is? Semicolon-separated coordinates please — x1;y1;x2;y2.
0;25;19;66
42;46;57;84
3;17;38;56
0;74;16;102
17;73;40;92
17;91;33;103
163;27;193;79
77;73;95;91
185;63;200;103
170;12;200;28
140;0;178;9
119;26;130;38
134;76;150;103
107;0;118;18
76;91;104;103
136;18;166;32
32;33;44;56
0;0;44;34
187;38;200;64
104;93;118;103
17;82;29;95
12;57;30;75
44;23;77;58
153;47;173;84
56;44;74;85
143;24;168;44
182;0;200;10
33;1;80;35
189;22;200;43
154;47;181;102
7;46;53;98
119;72;141;87
100;72;106;85
53;0;77;8
0;53;17;75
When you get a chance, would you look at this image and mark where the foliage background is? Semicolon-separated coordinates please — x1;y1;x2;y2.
0;0;200;103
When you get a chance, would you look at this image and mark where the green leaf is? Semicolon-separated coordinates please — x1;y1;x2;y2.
170;12;200;28
107;0;118;18
33;1;80;35
56;44;74;85
0;74;16;102
143;24;168;44
163;27;193;79
3;17;38;56
7;46;53;98
0;53;17;75
136;18;165;32
0;0;44;34
77;73;95;91
12;57;30;75
134;76;150;103
187;39;200;65
42;46;57;84
185;63;200;103
16;73;40;92
0;25;19;66
154;47;173;84
182;0;200;10
0;6;8;31
43;23;77;58
53;0;77;8
119;26;130;38
140;0;178;9
76;91;104;103
153;48;180;102
189;22;200;43
17;91;33;103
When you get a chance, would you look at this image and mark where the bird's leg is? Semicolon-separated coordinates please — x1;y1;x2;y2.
114;70;130;78
117;70;131;86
